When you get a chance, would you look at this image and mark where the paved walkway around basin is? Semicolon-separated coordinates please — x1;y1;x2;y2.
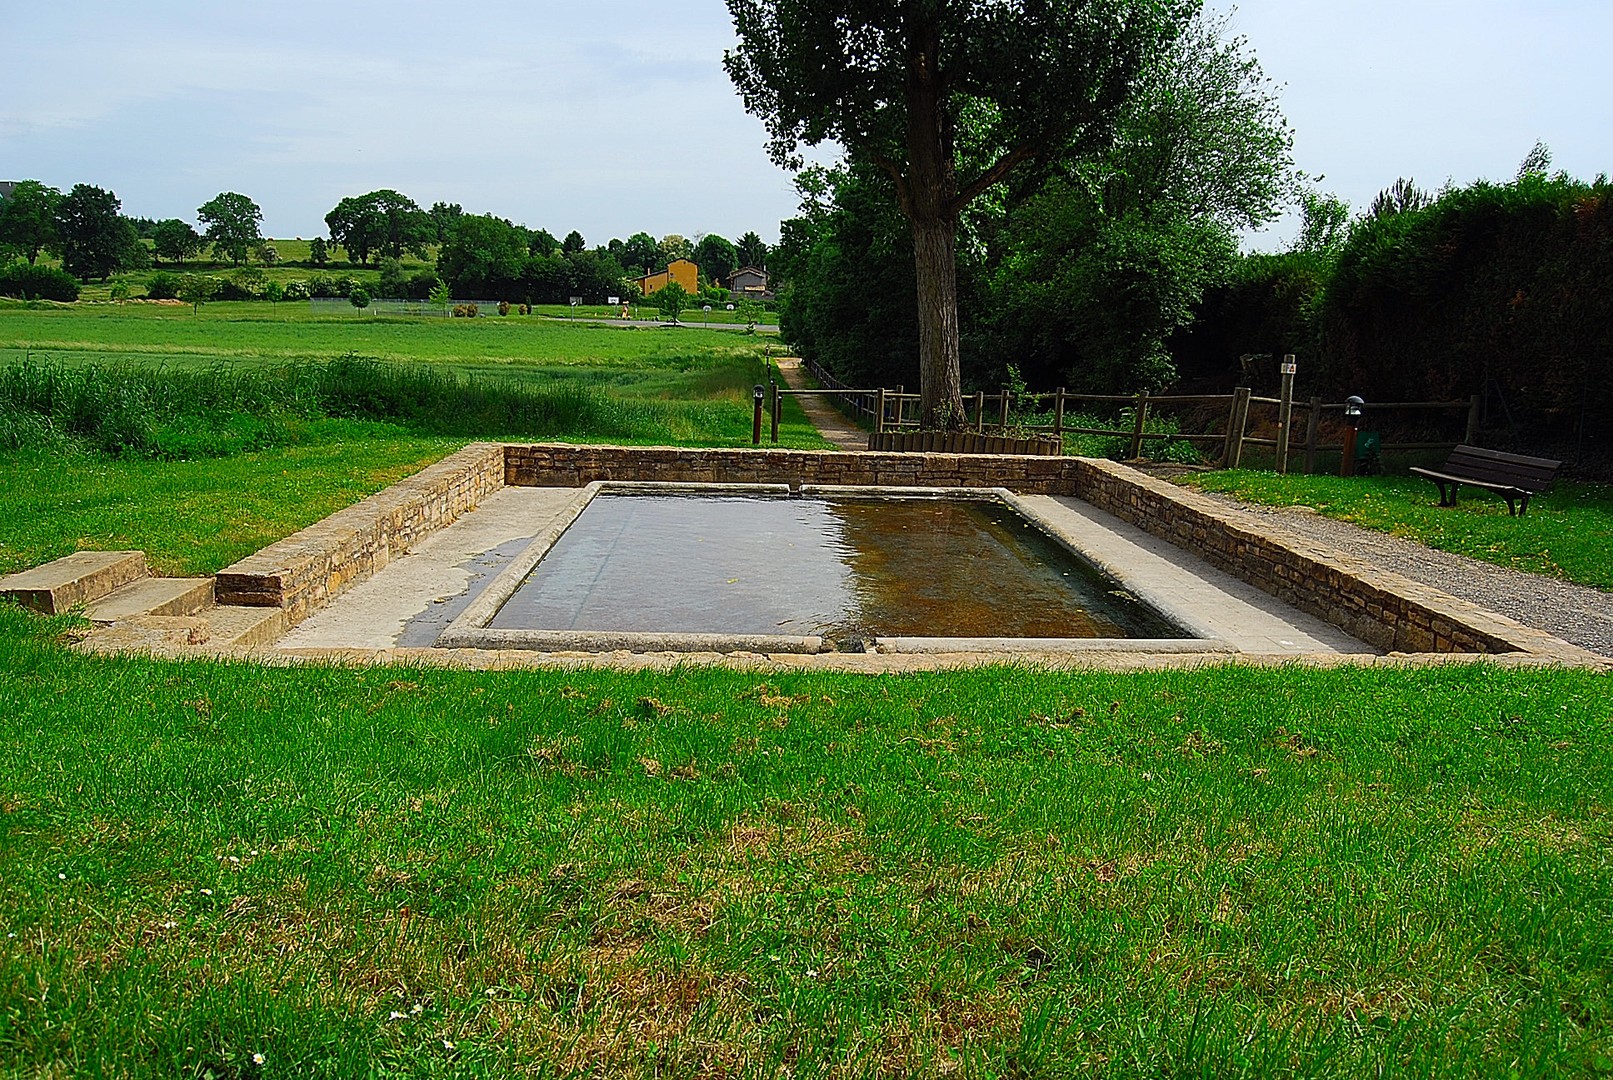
775;357;869;451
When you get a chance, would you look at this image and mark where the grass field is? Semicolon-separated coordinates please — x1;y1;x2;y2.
1;608;1610;1077
1182;470;1613;591
0;304;826;577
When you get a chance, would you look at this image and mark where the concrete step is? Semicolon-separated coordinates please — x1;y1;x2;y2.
202;605;287;649
0;551;148;614
85;577;215;625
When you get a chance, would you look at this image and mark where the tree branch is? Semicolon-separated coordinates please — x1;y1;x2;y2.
949;144;1036;216
872;154;915;219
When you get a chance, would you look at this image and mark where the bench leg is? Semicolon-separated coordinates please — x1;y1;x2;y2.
1437;480;1458;507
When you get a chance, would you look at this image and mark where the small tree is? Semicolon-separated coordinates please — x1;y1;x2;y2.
264;280;285;311
429;279;452;312
0;181;63;265
736;297;763;334
655;281;689;323
309;236;330;266
350;287;371;309
177;275;217;314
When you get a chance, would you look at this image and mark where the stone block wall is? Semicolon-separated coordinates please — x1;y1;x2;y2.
1067;457;1586;660
502;444;1078;493
215;442;506;623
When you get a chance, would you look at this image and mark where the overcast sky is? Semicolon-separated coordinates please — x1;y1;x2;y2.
4;1;1610;249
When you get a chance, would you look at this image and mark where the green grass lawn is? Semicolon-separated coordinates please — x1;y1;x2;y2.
1;609;1609;1077
1182;470;1613;592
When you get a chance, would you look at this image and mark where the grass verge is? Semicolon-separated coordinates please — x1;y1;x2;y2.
1181;470;1613;591
0;607;1609;1076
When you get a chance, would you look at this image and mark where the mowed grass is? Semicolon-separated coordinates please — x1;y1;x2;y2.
1;608;1609;1077
0;302;778;380
0;430;456;577
1181;471;1613;591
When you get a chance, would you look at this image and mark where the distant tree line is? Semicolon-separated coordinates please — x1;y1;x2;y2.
1;181;774;306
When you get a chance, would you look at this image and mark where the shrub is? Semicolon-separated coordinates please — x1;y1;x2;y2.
498;300;511;316
306;275;338;298
452;303;479;318
406;270;440;301
145;272;181;300
280;280;310;301
0;261;81;302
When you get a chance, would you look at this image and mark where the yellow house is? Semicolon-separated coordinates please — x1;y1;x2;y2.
633;258;698;297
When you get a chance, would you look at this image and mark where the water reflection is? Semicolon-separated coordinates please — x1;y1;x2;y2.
488;494;1182;641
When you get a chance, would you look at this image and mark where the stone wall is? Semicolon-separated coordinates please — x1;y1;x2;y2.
502;444;1078;492
1067;457;1587;661
213;441;1590;661
215;442;505;623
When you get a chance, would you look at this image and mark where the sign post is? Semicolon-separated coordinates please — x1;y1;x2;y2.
1275;355;1297;474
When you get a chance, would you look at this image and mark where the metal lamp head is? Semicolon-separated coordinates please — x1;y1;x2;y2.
754;384;765;402
1344;395;1364;420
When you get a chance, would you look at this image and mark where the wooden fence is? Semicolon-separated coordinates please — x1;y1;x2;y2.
783;356;1479;473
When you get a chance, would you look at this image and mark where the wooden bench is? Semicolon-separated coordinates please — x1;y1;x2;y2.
1410;445;1561;516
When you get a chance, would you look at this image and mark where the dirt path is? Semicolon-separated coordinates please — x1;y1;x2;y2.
775;357;868;452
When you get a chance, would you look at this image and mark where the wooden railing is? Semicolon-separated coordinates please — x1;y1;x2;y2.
784;356;1478;472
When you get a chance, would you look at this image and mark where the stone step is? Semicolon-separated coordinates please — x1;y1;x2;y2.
0;551;148;615
203;605;287;649
85;577;215;625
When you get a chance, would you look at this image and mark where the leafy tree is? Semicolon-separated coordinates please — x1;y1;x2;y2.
436;214;529;298
736;230;769;269
256;243;280;266
725;0;1193;426
177;274;217;313
378;257;407;298
263;280;285;309
658;234;693;264
655;281;689;323
693;233;739;287
1368;178;1432;220
325;190;430;266
428;201;463;243
197;192;264;266
429;279;452;310
151;219;204;266
622;232;660;275
309;236;330;266
350;287;371;309
1292;189;1351;260
529;229;560;257
0;181;62;265
55;184;134;281
561;230;586;254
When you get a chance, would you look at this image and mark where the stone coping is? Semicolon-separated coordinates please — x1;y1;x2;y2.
199;441;1602;667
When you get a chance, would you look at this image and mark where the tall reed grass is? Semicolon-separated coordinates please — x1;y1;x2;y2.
0;355;669;457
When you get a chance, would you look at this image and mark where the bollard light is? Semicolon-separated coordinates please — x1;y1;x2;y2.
1341;396;1365;477
1344;395;1364;422
752;385;765;445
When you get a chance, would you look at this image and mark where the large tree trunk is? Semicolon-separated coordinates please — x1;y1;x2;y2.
911;215;965;428
903;12;968;430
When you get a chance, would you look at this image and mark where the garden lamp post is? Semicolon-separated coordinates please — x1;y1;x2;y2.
752;384;765;445
1341;396;1365;477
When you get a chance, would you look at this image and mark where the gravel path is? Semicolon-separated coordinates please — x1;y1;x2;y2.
774;358;870;451
1184;485;1613;658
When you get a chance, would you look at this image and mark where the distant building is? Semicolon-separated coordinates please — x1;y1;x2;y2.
727;266;773;302
634;258;698;297
0;182;17;202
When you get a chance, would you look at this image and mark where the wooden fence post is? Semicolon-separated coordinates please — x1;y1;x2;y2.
1274;355;1296;474
896;385;905;429
1127;392;1150;459
1465;394;1481;444
1053;388;1066;436
875;388;887;434
1225;386;1253;469
975;391;986;433
1303;396;1323;474
769;380;780;443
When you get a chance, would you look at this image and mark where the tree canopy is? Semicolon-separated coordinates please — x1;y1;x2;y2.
726;0;1196;426
325;190;431;266
693;233;739;286
197;192;264;266
151;218;204;266
0;180;62;265
55;184;138;281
